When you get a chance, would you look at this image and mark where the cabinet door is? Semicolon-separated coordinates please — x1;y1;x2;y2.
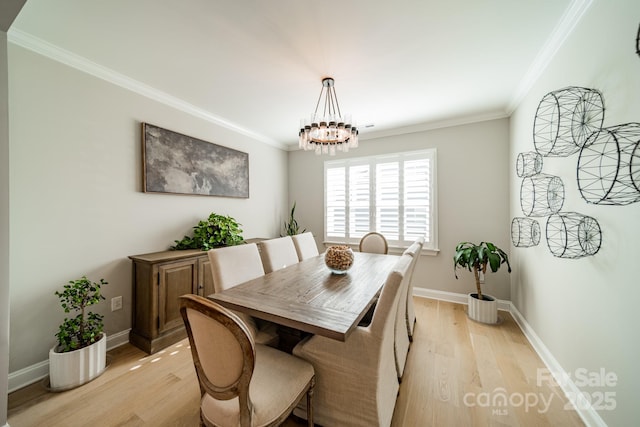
198;257;215;297
158;260;197;334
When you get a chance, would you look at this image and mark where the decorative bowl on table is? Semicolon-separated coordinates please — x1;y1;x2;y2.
324;245;354;274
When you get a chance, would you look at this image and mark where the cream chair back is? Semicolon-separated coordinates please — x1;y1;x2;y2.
292;254;412;427
207;243;265;293
207;243;267;343
291;232;320;261
403;237;424;340
395;242;423;379
258;236;300;273
359;232;388;254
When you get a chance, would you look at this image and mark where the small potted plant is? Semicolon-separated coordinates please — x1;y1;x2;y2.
49;276;108;391
453;241;511;324
281;201;306;236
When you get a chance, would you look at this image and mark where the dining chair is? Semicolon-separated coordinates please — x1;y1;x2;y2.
179;295;315;427
207;243;279;346
257;236;300;273
292;254;413;427
359;231;388;254
403;237;424;341
394;242;420;381
291;232;319;261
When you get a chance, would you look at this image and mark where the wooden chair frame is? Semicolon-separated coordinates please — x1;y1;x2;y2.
359;231;389;254
180;295;314;427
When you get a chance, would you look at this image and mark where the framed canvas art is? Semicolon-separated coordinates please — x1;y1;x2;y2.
142;123;249;198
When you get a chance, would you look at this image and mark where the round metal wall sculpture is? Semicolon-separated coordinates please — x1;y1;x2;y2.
520;174;565;217
577;123;640;205
533;87;605;157
511;217;541;247
546;212;602;259
516;152;543;177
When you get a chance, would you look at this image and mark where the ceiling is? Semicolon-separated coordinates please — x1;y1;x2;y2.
9;0;587;150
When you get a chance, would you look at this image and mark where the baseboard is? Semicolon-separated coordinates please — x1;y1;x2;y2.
412;287;511;312
412;289;606;427
508;303;607;427
8;329;131;393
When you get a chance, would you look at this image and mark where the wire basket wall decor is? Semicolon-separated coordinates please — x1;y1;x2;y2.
516;152;543;177
511;217;541;247
520;174;565;217
546;212;601;258
636;23;640;57
577;123;640;205
533;87;605;157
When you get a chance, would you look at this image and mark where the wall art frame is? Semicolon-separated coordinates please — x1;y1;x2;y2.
142;123;249;198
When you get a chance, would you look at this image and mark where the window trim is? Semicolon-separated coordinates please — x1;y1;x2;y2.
323;149;439;255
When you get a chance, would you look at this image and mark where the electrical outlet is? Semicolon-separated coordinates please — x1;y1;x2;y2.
111;296;123;311
478;271;485;284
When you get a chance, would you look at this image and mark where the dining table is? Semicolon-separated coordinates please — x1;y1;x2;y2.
207;251;400;342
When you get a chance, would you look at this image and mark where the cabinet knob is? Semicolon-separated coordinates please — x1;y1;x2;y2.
198;285;204;290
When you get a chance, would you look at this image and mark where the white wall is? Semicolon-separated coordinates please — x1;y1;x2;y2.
510;1;640;425
288;118;511;300
8;45;288;375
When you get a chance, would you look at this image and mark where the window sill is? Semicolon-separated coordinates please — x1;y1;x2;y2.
323;241;440;257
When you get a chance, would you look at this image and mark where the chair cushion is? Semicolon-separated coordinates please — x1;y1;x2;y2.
201;344;314;427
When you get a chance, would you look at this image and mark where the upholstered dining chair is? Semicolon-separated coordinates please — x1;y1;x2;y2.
291;232;319;261
292;254;413;427
207;243;279;346
179;295;315;427
394;241;422;380
359;232;388;254
403;237;424;341
257;236;300;273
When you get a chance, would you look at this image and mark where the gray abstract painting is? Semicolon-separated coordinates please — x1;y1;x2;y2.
142;123;249;198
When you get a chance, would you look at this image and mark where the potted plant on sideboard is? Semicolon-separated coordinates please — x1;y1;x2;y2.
49;276;108;391
453;241;511;324
171;212;244;250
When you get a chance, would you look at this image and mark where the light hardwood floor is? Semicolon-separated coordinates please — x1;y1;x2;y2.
8;298;585;426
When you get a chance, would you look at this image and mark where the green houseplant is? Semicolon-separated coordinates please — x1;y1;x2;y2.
172;213;244;250
281;201;306;236
453;241;511;324
49;276;108;390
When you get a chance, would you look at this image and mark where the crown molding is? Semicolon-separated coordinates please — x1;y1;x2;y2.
507;0;594;113
7;28;286;150
286;110;510;150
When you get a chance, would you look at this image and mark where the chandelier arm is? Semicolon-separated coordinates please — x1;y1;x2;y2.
331;86;343;118
323;87;331;117
313;86;324;117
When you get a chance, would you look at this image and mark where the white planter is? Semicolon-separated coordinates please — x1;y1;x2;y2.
467;293;498;324
49;333;107;391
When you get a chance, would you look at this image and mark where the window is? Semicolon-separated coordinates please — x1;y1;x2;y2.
324;149;437;251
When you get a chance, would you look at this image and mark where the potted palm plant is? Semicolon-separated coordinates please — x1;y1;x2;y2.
49;276;108;391
453;241;511;324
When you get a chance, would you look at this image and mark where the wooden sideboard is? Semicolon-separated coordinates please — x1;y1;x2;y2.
128;239;265;354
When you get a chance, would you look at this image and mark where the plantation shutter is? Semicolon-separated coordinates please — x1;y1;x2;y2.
324;149;436;250
326;166;346;238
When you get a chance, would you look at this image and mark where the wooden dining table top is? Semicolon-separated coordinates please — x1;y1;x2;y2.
207;251;400;341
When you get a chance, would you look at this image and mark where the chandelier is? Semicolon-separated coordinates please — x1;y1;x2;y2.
298;77;358;155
